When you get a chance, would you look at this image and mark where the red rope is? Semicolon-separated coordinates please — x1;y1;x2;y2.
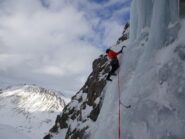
117;69;121;139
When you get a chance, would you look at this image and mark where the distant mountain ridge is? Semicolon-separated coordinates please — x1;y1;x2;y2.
0;85;69;139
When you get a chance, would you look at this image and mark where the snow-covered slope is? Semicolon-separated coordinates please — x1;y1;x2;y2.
0;85;68;139
0;124;31;139
45;0;185;139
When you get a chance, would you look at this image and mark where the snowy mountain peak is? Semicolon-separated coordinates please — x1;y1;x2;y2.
0;85;68;139
0;85;65;112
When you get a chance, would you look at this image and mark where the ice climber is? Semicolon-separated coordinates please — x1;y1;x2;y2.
106;46;125;81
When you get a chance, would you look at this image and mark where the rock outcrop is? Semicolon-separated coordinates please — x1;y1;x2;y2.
44;55;111;139
116;23;129;44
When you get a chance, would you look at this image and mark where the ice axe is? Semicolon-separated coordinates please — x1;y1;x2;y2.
120;101;131;109
120;46;126;53
121;45;126;50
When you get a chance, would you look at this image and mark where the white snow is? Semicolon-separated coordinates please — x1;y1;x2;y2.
82;93;87;101
0;85;67;139
81;105;93;119
94;97;100;105
0;124;31;139
52;128;68;139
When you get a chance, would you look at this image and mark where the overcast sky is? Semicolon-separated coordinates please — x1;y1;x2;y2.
0;0;131;97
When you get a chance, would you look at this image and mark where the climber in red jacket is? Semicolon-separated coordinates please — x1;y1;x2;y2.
106;46;125;81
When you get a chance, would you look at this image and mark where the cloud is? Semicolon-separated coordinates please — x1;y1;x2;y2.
0;0;131;96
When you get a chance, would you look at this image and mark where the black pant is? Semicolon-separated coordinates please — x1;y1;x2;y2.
107;57;119;79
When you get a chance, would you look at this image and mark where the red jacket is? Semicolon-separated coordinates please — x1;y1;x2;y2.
108;50;119;59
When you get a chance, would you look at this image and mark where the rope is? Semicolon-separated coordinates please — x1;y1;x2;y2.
117;47;126;139
117;68;121;139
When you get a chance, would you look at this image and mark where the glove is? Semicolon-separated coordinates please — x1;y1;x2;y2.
119;50;123;53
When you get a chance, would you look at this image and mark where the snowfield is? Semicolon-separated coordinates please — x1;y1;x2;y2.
0;124;31;139
0;85;68;139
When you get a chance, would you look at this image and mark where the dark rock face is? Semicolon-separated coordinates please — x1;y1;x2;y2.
116;23;129;44
44;55;111;139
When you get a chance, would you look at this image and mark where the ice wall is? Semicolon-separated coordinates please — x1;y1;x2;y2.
129;0;153;41
130;0;179;42
90;0;185;139
119;0;185;139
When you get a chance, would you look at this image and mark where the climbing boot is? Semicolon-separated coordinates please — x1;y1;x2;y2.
111;73;117;76
106;77;112;81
